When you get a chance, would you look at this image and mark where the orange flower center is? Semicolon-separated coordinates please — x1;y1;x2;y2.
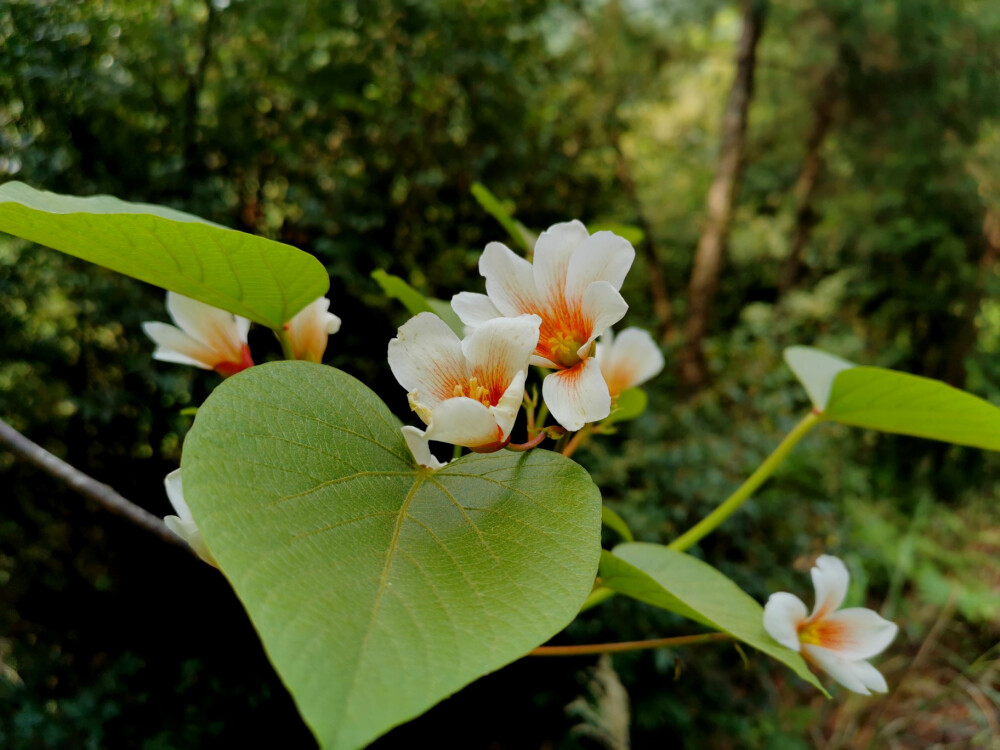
548;332;588;368
452;377;493;407
797;618;843;648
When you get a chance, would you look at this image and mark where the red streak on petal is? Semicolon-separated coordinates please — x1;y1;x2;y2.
214;344;254;377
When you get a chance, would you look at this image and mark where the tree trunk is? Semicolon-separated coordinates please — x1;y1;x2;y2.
680;0;767;389
777;71;838;293
610;135;676;342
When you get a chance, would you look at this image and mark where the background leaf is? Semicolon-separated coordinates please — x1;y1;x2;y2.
0;182;328;328
371;269;464;335
601;387;648;427
601;506;634;543
470;182;532;253
182;361;602;750
599;544;827;694
587;222;646;247
825;367;1000;451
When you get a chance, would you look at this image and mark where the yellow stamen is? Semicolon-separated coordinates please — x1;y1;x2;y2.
452;376;492;406
548;332;585;368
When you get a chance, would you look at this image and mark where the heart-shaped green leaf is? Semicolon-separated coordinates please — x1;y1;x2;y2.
181;361;602;749
0;181;328;328
599;544;827;694
786;346;1000;451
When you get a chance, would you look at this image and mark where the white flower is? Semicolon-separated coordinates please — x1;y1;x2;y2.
163;470;216;566
388;312;541;459
452;220;635;431
283;296;341;363
763;555;898;695
142;292;253;376
596;327;665;399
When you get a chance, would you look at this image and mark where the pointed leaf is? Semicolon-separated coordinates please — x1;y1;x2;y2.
181;362;602;749
600;544;827;694
601;505;634;543
0;182;328;328
371;269;464;335
786;346;1000;451
470;182;531;253
825;367;1000;451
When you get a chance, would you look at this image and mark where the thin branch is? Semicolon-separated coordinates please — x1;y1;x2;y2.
0;418;188;550
529;631;732;656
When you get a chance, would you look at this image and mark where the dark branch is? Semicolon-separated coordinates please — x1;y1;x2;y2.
0;418;189;550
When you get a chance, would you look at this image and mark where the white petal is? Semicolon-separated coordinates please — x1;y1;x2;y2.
763;592;809;652
532;220;589;305
542;357;611;431
426;397;502;448
388;313;468;410
162;470;215;565
819;607;899;660
578;281;629;353
236;315;252;342
810;555;850;619
564;230;635;302
451;292;502;330
599;327;665;396
401;426;447;470
803;646;888;695
166;292;245;361
490;369;527;441
479;241;539;317
285;297;339;362
164;469;191;523
142;322;217;369
461;314;541;396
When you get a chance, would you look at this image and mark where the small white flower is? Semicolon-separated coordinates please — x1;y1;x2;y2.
451;220;635;431
388;312;541;460
596;327;665;399
163;470;216;566
283;296;341;363
143;292;253;376
763;555;898;695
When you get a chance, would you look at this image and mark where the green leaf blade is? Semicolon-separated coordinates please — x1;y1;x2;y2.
182;362;602;749
825;367;1000;451
0;182;328;327
600;543;828;694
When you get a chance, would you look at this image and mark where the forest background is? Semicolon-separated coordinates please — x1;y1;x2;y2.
1;0;999;747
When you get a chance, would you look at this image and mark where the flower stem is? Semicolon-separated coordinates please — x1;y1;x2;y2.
276;328;296;360
529;631;731;656
561;425;593;458
668;411;822;553
507;432;548;452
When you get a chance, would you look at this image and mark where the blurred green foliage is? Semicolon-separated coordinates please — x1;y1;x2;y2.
2;0;999;747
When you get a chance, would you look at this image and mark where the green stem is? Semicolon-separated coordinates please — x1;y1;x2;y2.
276;328;296;360
668;411;822;553
529;631;731;656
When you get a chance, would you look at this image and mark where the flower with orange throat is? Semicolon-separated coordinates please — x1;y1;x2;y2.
143;292;253;376
763;555;898;695
388;312;541;462
283;296;341;363
596;327;665;400
451;220;634;431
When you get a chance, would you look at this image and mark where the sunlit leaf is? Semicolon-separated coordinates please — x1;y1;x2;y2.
599;544;827;694
371;269;464;335
0;182;328;328
182;362;602;750
786;346;1000;451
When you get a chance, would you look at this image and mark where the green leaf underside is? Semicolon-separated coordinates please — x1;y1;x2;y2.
825;367;1000;451
0;181;328;327
600;544;827;694
181;362;602;750
371;269;464;335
